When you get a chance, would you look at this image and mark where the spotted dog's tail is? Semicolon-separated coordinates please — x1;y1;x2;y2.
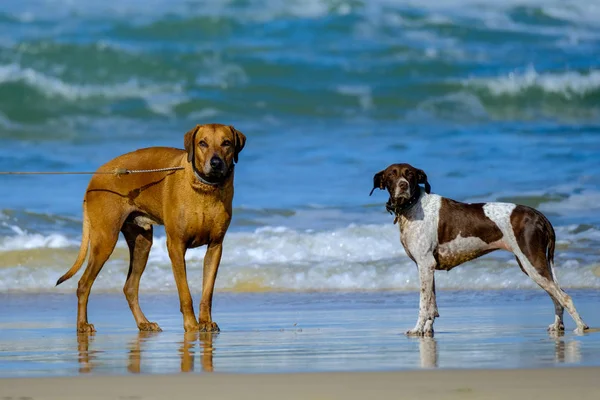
541;212;558;284
56;200;90;286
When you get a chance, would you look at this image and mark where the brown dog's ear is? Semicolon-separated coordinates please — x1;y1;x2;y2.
369;170;385;196
416;168;431;194
184;125;200;163
230;126;246;163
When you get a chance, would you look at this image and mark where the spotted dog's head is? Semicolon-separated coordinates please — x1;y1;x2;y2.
370;163;430;209
184;123;246;185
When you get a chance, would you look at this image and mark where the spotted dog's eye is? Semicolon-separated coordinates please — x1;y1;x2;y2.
222;140;232;147
198;140;208;148
390;170;397;176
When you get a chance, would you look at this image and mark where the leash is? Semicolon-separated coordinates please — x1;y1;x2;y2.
0;167;185;176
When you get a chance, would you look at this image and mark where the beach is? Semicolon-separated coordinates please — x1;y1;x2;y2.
2;0;600;397
2;290;600;374
2;290;600;398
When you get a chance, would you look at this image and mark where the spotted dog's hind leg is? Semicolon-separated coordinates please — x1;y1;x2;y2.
516;257;564;332
511;216;588;334
515;252;588;333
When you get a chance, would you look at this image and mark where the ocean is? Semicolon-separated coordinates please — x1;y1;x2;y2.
1;0;600;295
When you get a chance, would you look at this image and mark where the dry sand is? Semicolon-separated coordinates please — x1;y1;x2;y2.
2;367;600;400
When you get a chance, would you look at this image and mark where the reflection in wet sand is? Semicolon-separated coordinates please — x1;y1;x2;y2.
76;333;97;374
77;332;215;374
548;331;582;364
127;331;161;373
75;331;587;373
199;333;215;372
418;337;438;368
178;332;197;373
554;338;582;364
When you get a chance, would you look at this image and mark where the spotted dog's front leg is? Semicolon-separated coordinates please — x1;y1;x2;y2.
407;257;439;337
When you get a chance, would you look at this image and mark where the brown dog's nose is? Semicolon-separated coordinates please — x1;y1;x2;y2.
399;181;409;192
210;156;224;170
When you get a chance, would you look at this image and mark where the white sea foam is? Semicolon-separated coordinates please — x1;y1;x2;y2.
465;67;600;98
539;192;600;217
466;188;600;219
0;232;75;251
0;221;598;293
195;55;248;89
7;0;598;25
335;85;373;111
0;63;183;106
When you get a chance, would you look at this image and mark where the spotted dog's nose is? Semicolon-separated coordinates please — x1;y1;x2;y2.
398;181;408;192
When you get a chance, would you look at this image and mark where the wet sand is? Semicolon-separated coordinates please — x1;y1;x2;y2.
1;290;600;398
2;290;600;375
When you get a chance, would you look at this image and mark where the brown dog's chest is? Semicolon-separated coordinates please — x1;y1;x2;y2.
180;204;232;248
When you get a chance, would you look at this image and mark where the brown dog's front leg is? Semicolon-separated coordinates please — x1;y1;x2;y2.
198;242;223;332
167;238;198;332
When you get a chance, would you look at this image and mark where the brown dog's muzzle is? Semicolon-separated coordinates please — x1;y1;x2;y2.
198;157;233;185
208;155;227;176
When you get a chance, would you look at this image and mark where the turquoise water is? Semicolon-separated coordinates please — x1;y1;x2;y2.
0;0;599;292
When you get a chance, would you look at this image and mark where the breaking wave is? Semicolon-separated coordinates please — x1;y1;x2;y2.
1;221;598;293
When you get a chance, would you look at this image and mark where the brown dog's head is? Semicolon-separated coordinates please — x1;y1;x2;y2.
370;163;430;205
184;123;246;184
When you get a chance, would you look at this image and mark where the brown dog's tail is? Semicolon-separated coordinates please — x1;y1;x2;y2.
56;201;90;286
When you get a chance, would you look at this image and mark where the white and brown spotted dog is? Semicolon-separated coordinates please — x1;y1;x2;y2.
370;163;589;337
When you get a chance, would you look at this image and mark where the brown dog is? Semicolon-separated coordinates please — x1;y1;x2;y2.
56;123;246;333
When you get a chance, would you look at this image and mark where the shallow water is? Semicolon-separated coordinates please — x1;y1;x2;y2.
1;290;600;377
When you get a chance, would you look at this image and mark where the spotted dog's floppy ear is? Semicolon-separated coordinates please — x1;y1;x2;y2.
369;170;385;196
416;168;431;194
230;126;246;163
184;125;201;163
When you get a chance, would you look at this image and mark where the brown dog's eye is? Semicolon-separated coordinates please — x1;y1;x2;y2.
199;140;208;148
222;140;232;147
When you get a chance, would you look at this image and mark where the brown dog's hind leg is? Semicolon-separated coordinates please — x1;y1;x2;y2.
76;224;120;333
122;223;161;332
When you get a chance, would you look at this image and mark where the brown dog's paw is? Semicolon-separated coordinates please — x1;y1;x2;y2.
183;320;199;332
139;322;162;332
198;321;220;333
77;323;96;333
